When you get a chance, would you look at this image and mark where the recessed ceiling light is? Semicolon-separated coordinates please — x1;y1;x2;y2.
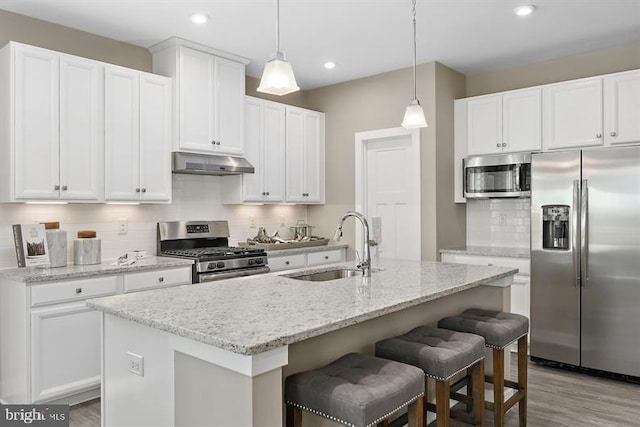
513;5;535;16
324;61;336;69
190;13;209;24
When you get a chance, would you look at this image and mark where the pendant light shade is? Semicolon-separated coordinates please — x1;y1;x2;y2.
258;0;300;96
402;0;428;128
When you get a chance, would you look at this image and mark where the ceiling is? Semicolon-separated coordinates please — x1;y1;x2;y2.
1;0;639;90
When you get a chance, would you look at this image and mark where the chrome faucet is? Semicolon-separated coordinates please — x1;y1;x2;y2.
333;211;371;277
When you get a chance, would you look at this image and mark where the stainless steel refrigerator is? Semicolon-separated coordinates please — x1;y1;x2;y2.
530;145;640;378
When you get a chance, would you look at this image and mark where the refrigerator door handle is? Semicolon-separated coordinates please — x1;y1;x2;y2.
572;180;581;287
581;179;589;287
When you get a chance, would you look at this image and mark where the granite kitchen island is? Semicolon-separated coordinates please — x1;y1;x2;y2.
87;259;517;427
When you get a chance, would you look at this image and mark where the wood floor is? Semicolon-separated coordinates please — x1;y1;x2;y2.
70;359;640;427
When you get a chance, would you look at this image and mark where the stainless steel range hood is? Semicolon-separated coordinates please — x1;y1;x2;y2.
172;152;255;175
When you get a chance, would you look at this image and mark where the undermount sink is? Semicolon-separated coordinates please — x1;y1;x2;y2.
285;268;363;282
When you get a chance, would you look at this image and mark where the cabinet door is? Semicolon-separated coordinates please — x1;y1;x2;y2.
139;73;172;202
105;67;140;200
262;101;286;202
502;88;541;153
178;46;216;152
285;107;306;202
467;95;502;156
59;55;103;201
14;44;60;200
604;70;640;145
214;56;245;156
303;111;324;203
242;97;264;201
31;302;101;403
543;78;603;150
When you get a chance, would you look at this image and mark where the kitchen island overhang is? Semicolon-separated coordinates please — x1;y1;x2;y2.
87;260;517;427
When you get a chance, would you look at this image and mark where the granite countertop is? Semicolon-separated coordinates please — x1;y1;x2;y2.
440;246;530;259
87;259;517;356
0;256;194;284
265;242;349;256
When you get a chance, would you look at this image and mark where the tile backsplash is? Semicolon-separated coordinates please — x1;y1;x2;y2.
466;198;530;248
0;174;307;269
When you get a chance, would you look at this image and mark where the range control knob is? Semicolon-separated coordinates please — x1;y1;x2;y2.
255;258;264;264
248;259;255;265
216;262;225;269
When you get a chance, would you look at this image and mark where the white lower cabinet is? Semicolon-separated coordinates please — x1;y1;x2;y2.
0;265;192;404
440;252;530;320
269;248;346;272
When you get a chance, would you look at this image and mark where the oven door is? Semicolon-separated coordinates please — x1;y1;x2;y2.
464;153;531;199
197;266;271;283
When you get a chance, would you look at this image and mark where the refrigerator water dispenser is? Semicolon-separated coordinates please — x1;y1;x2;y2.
542;205;570;250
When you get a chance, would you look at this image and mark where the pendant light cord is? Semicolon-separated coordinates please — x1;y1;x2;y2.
412;0;417;100
276;0;280;52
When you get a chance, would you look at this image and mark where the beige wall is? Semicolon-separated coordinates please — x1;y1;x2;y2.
303;62;466;261
0;10;151;71
466;41;640;96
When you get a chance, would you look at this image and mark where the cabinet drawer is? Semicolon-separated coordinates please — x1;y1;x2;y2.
124;267;191;293
268;254;306;271
307;249;343;266
31;276;119;307
442;253;530;275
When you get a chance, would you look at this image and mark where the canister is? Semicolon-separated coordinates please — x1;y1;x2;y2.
73;230;101;265
43;221;68;268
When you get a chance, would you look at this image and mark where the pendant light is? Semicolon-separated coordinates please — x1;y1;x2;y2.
401;0;428;128
257;0;300;96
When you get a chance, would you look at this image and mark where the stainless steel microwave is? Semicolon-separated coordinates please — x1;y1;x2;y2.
463;153;531;199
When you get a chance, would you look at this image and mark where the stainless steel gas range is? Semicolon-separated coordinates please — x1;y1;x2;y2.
157;220;269;283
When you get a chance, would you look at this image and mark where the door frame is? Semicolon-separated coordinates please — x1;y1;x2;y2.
354;127;421;259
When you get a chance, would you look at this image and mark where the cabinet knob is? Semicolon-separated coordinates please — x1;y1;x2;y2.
596;133;602;138
158;277;164;283
211;140;216;145
262;192;266;196
496;143;501;148
285;261;290;265
324;255;329;260
216;141;221;145
135;188;141;193
610;132;617;137
502;142;507;147
141;188;147;193
266;191;270;196
75;288;82;294
54;185;60;190
61;185;68;191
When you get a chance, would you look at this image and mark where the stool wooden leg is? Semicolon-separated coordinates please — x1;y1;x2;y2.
466;366;474;413
408;396;425;427
493;348;505;427
471;359;486;427
377;420;390;427
286;405;302;427
518;336;528;427
436;380;450;427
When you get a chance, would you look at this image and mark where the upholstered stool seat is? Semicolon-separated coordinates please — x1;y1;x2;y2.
376;326;486;427
285;352;424;427
439;309;529;427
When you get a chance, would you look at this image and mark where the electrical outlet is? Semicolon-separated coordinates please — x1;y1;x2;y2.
127;351;144;376
249;217;256;229
117;218;128;234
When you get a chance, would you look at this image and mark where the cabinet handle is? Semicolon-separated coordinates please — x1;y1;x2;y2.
158;277;164;283
54;185;60;190
501;142;507;147
135;188;141;193
324;255;329;260
610;132;617;137
285;261;290;265
61;185;68;191
141;188;146;193
596;133;602;138
75;288;82;294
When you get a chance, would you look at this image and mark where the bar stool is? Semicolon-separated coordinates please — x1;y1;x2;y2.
438;309;529;427
285;352;424;427
375;326;486;427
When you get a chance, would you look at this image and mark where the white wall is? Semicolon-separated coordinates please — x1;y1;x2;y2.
0;174;307;269
465;199;530;248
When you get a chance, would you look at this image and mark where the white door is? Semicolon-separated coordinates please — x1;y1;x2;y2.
502;88;542;153
262;101;286;202
467;94;502;156
59;55;103;201
604;70;640;145
139;73;172;202
356;128;421;261
285;107;305;202
242;97;264;201
14;44;60;200
214;56;245;155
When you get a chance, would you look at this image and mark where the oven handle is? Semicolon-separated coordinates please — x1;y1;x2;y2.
198;266;271;283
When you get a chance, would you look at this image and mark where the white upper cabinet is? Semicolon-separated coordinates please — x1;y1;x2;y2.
543;77;603;150
604;70;640;146
222;96;286;203
467;88;541;156
285;106;325;204
0;42;103;202
105;66;171;202
151;39;249;156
